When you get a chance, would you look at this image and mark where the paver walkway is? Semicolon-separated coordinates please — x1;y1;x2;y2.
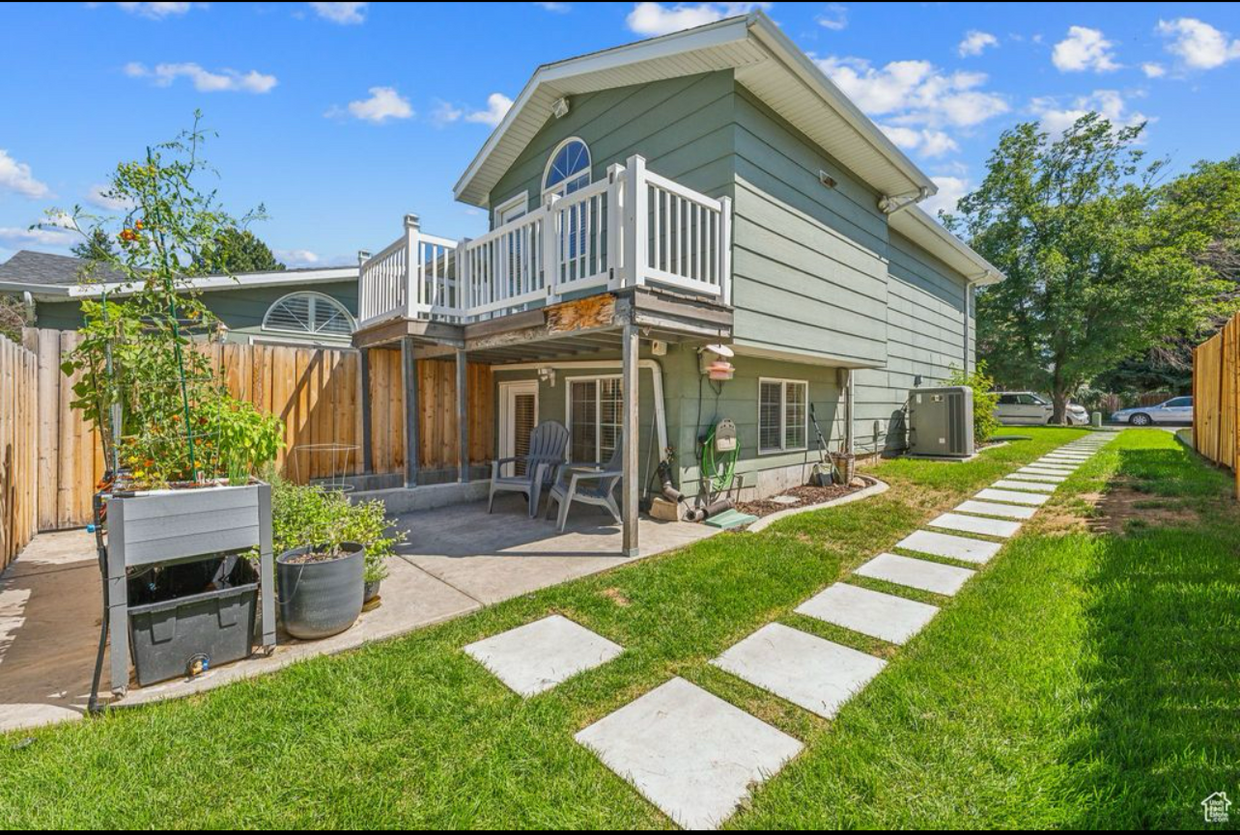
565;432;1114;829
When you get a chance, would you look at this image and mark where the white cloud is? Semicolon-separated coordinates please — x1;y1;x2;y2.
921;175;969;218
1030;89;1152;136
1141;62;1166;78
625;2;769;37
273;248;321;268
87;184;136;212
331;86;413;123
308;2;368;24
1156;17;1240;71
816;55;1008;128
1052;26;1120;72
113;2;201;19
0;213;79;249
125;61;278;93
0;150;50;199
464;93;514;127
816;4;847;31
535;2;571;11
958;30;998;57
880;126;959;158
430;100;463;127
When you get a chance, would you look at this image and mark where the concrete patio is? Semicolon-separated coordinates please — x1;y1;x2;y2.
0;493;717;733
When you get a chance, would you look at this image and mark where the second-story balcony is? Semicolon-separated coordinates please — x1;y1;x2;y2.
356;155;732;332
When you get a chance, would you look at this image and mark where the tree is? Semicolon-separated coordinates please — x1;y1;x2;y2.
70;227;117;262
205;227;285;273
947;115;1234;422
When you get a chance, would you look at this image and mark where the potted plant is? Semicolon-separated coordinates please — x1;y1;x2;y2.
268;477;405;639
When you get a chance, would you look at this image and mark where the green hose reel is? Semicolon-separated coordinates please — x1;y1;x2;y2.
702;418;739;493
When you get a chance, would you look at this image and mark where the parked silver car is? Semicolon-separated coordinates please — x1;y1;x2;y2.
995;391;1090;426
1111;396;1193;426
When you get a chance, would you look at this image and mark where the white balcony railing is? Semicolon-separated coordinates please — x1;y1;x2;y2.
357;154;732;330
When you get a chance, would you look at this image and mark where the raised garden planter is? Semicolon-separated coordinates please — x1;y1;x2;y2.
106;483;274;695
276;541;365;640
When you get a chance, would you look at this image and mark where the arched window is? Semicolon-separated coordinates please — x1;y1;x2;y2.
542;137;591;199
262;291;354;337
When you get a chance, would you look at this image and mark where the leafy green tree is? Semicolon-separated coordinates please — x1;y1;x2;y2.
206;227;285;273
70;227;117;262
947;115;1234;421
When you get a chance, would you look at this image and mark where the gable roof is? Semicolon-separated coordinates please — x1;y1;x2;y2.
452;10;1002;285
0;250;359;301
454;10;933;208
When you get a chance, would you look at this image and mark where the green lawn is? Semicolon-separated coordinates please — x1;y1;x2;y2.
2;427;1237;829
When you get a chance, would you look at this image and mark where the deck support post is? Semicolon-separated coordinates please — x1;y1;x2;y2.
359;348;373;474
456;349;469;483
402;337;420;488
621;322;640;557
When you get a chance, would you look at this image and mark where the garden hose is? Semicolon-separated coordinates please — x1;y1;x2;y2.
701;424;739;494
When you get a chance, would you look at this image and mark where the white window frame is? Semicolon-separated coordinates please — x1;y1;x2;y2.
565;373;622;463
261;290;355;338
758;377;809;455
498;380;540;478
493;191;529;228
541;136;592;201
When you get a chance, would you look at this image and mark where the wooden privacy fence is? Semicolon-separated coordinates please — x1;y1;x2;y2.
0;336;38;571
1191;313;1239;497
23;328;494;531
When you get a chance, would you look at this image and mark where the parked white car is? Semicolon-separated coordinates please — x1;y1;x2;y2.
995;392;1090;426
1111;396;1193;426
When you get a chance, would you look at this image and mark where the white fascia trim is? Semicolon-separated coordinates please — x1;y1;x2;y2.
453;16;751;205
745;11;935;197
897;205;1005;285
492;358;668;459
64;267;359;299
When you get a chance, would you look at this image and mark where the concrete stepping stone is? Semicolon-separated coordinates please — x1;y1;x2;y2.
1021;466;1075;475
464;614;622;696
895;529;1003;564
795;583;940;645
1006;472;1067;483
975;488;1049;507
991;479;1056;493
928;512;1021;538
955;499;1037;520
1044;454;1089;461
1031;462;1077;471
711;622;886;719
855;552;975;596
574;677;802;830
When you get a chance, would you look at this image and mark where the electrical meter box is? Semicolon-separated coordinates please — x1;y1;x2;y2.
907;386;974;458
714;418;738;453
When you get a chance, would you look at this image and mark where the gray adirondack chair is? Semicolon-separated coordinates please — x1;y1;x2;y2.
545;441;624;532
488;420;570;517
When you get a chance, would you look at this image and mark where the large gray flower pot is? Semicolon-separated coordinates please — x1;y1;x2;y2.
276;542;365;640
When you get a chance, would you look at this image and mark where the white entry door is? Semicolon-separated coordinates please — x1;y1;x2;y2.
499;381;539;477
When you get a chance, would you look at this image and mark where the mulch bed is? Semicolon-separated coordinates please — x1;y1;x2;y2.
735;481;865;519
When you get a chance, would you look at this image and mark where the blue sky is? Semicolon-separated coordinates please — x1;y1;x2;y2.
2;2;1239;267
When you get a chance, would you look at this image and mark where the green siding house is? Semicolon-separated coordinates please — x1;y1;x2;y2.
0;250;360;347
353;10;1001;543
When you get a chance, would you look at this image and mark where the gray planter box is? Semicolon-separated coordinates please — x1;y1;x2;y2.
106;483;274;695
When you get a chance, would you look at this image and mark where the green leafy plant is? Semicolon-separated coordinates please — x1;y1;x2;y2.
946;362;1002;444
51;113;283;489
267;475;404;582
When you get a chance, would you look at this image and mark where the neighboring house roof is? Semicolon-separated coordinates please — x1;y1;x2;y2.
0;250;359;301
453;10;1003;285
0;249;127;287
